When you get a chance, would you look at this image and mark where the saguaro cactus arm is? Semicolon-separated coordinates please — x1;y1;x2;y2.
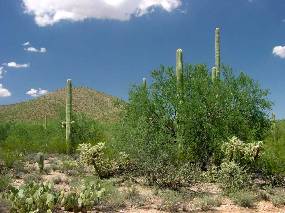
66;79;72;144
176;49;184;95
215;27;221;78
212;67;217;82
142;77;147;90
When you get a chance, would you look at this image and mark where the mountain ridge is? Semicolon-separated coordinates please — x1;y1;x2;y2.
0;87;124;123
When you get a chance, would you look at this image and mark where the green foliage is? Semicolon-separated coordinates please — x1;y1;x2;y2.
0;175;11;193
260;120;285;175
230;190;256;208
0;116;107;169
115;64;271;182
218;161;251;193
7;181;60;213
77;143;130;178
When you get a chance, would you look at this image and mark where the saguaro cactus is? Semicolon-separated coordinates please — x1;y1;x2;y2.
176;49;184;155
66;79;72;144
176;49;184;96
62;79;74;153
142;77;147;90
212;67;217;82
215;28;221;78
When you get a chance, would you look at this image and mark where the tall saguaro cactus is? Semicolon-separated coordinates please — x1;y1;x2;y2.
66;79;72;144
176;49;184;96
215;27;221;79
62;79;74;153
176;49;184;155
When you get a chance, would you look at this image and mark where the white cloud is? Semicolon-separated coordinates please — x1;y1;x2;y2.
23;41;31;46
25;46;47;53
0;84;11;97
4;62;30;68
273;46;285;59
22;0;182;27
26;88;48;97
0;67;6;79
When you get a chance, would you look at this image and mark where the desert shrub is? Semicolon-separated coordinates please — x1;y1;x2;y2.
0;149;22;168
194;195;222;211
146;161;201;189
114;64;271;181
230;190;256;208
7;181;60;213
77;142;130;178
218;161;251;193
260;121;285;175
100;180;126;209
0;122;12;143
158;189;184;212
270;191;285;207
0;175;11;193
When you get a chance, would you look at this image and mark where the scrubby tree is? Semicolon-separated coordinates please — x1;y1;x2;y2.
116;64;272;171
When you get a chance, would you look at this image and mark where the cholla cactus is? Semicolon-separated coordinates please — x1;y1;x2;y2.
215;28;221;78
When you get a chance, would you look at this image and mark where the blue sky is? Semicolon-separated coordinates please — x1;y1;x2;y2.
0;0;285;117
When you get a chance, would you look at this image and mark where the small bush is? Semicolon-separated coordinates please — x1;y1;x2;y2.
158;189;184;212
218;161;251;193
100;181;126;209
230;191;256;208
0;175;11;192
271;191;285;207
194;195;222;211
0;150;22;169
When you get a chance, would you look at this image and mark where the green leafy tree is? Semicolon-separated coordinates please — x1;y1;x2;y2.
116;64;271;171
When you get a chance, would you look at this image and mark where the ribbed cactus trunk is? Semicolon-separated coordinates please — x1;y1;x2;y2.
176;49;184;156
212;67;217;82
176;49;183;96
215;28;221;79
66;79;72;152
